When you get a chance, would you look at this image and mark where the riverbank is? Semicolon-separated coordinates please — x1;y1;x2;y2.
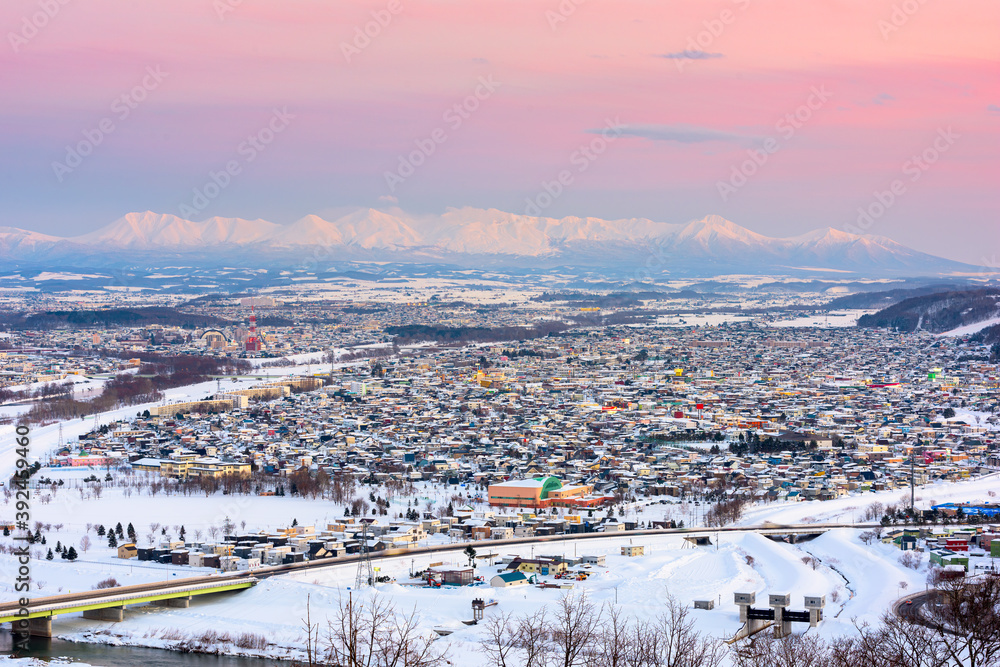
2;630;294;666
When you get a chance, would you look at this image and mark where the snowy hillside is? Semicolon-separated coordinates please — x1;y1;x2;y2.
0;207;979;275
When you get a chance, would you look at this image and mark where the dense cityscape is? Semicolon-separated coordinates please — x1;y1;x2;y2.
2;1;999;665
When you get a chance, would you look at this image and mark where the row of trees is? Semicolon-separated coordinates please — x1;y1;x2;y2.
704;495;751;527
473;579;1000;667
18;352;251;423
297;581;1000;667
0;380;74;405
480;592;721;667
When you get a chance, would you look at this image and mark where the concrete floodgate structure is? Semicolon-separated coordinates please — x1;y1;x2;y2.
732;592;825;639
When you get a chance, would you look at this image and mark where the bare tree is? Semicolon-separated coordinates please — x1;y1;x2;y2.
322;593;448;667
924;575;1000;667
588;603;634;667
302;593;318;667
481;610;520;667
515;608;553;667
831;616;949;667
79;535;91;553
754;632;835;667
550;591;601;667
649;594;723;667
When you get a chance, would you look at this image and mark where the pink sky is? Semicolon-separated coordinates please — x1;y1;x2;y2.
1;0;997;262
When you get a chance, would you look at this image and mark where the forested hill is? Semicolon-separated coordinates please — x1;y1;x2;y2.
0;307;231;330
825;284;964;309
856;288;1000;333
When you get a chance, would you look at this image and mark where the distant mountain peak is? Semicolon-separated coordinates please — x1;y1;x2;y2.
0;207;976;276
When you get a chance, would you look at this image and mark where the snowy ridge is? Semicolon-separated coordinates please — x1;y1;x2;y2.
0;207;976;274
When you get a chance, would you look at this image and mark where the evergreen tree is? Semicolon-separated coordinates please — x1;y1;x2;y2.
127;522;136;542
66;546;78;561
292;518;298;527
55;540;62;552
97;525;106;537
108;532;118;548
115;522;124;538
46;549;54;560
179;525;186;541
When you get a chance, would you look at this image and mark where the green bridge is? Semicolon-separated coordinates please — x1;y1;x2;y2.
1;576;257;637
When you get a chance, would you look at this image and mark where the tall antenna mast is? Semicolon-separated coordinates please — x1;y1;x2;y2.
245;297;259;353
355;523;374;589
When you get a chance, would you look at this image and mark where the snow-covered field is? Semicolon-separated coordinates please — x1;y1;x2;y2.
1;471;995;664
735;472;1000;526
14;528;932;665
941;316;1000;336
769;309;876;328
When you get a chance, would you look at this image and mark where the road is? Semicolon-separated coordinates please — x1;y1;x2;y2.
894;589;937;623
0;521;862;614
0;574;256;621
5;520;988;625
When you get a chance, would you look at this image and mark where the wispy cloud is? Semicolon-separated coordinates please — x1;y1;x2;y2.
602;123;756;145
657;49;724;60
987;104;1000;115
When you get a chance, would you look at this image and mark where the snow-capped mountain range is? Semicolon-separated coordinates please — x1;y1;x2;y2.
0;208;976;275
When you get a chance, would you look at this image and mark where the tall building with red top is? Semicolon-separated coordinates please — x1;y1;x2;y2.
245;304;261;352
